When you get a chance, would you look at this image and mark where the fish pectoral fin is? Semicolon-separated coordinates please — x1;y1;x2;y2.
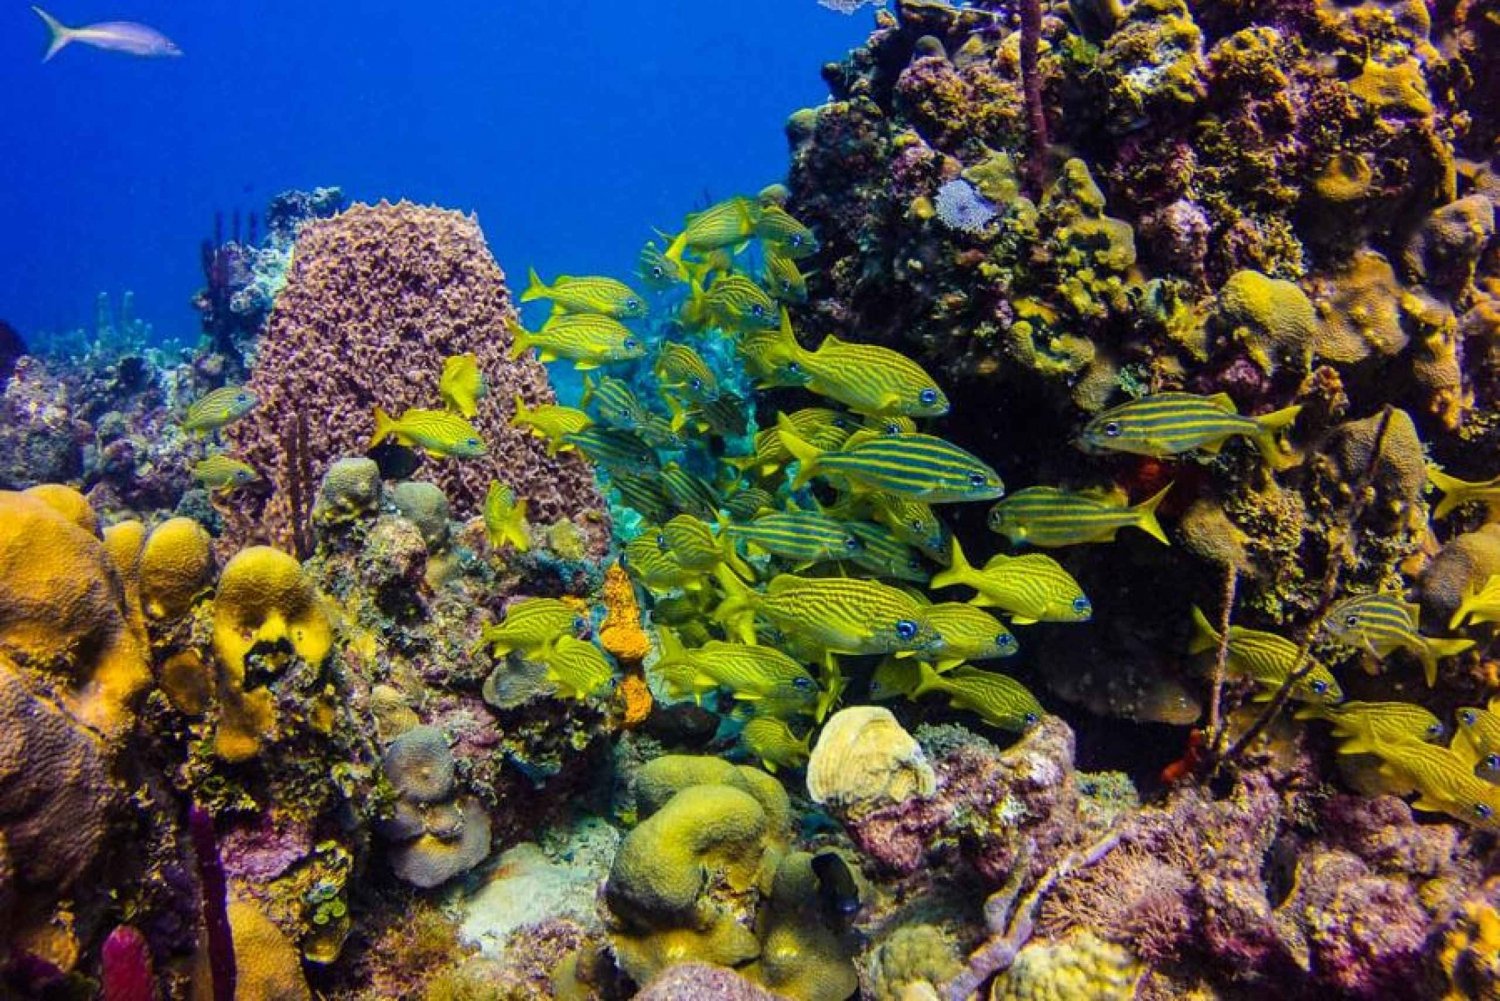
1009;614;1039;625
1204;392;1236;412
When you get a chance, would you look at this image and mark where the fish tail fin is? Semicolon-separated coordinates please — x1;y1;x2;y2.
508;392;529;426
929;537;973;591
711;566;759;644
715;515;755;582
1422;637;1476;686
663;231;689;265
1450;590;1479;631
1426;464;1468;520
520;267;548;303
775;413;821;491
1133;482;1173;545
370;407;396;450
910;660;944;699
579;374;597;408
32;7;73;62
505;317;534;359
1251;404;1303;470
1188;605;1222;655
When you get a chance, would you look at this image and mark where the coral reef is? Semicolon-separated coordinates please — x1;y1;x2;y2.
219;200;606;553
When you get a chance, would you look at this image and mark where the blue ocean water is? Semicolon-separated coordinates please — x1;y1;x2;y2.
0;1;870;344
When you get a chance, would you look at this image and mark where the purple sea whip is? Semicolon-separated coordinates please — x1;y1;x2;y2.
188;804;236;1001
1020;0;1049;194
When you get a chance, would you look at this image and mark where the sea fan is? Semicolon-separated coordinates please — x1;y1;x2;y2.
934;179;998;235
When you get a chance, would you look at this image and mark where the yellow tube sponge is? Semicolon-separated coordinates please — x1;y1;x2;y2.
0;489;149;737
212;546;332;675
139;517;215;621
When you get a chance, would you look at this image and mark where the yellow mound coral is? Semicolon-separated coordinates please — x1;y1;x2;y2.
599;562;649;664
23;483;98;534
193;899;311;1001
102;519;147;583
212;546;332;675
1312;152;1374;203
991;931;1143;1000
0;489;149;736
634;755;792;837
1310;250;1407;363
807;706;936;819
745;852;860;1001
139;517;215;621
1216;270;1320;374
1350;58;1433;117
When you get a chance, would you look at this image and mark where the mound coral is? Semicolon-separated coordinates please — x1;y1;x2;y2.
0;487;149;736
137;516;215;621
220;201;604;552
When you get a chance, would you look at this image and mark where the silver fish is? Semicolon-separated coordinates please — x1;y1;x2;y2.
33;6;182;61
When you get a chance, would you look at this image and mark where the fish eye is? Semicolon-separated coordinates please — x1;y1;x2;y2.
690;378;703;390
236;392;250;403
910;519;924;531
1462;709;1478;725
1024;712;1040;726
619;551;630;566
652;266;665;278
1102;420;1122;438
1476;803;1494;820
895;619;918;641
844;537;861;550
1427;723;1446;739
655;532;668;551
919;388;938;406
624;338;640;351
781;279;792;292
572;616;587;632
793;676;815;692
1344;613;1360;628
790;234;804;247
1486;753;1500;770
627;298;642;311
1310;680;1329;695
466;437;480;447
968;472;988;487
1071;596;1092;615
787;361;801;374
909;558;924;572
997;634;1015;648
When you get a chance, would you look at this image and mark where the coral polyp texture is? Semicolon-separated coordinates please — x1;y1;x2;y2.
220;200;605;552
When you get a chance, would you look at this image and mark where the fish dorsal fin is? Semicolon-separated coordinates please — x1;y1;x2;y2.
819;333;847;351
1205;392;1236;413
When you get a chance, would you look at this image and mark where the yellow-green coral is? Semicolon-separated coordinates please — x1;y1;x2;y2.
139;516;215;621
991;931;1143;1000
744;852;860;1001
1313;152;1375;203
1216;270;1320;374
633;754;792;838
1349;58;1434;117
1311;250;1407;363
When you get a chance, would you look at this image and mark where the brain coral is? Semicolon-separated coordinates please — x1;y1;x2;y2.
221;201;604;551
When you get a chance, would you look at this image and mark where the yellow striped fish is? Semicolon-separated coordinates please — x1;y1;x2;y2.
1426;465;1500;520
724;486;777;521
638;240;685;290
1369;739;1500;828
930;538;1091;624
910;663;1043;733
611;474;674;523
845;521;929;584
1188;606;1342;705
581;374;655;432
1324;592;1473;686
509;314;645;369
540;636;616;699
660;513;732;572
1453;706;1500;774
623;532;702;591
655;342;721;403
1294;700;1446;754
917;603;1018;669
370;407;486;458
688;640;822;716
867;494;951;561
477;597;585;657
988;484;1171;547
521;267;646;318
728;511;862;565
778;415;1004;504
438;353;486;418
733;408;854;478
717;572;943;659
660;462;720;520
562;427;660;475
664;196;760;262
483;481;529;552
797;334;950;417
193;454;259;492
675;392;749;438
753;204;819;257
509;394;592;455
183;385;257;436
740;713;812;773
870;656;923;701
764;244;809;303
689;274;780;331
1078;392;1301;469
738;316;811;388
1450;574;1500;629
